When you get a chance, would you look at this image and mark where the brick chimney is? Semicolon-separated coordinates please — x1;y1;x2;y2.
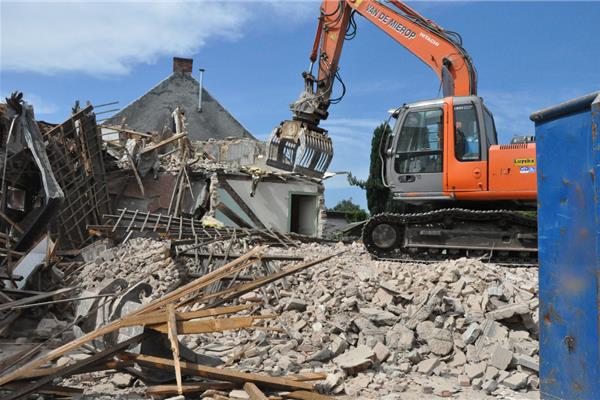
173;57;193;75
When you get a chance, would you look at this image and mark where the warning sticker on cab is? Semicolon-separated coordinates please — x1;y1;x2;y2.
514;158;535;166
520;166;536;174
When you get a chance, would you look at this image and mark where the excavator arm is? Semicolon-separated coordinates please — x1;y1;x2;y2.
267;0;477;178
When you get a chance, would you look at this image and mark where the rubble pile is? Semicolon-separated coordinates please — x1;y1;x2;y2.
195;242;540;399
75;238;184;300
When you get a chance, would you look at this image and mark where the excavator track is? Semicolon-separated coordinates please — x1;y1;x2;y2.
362;208;538;267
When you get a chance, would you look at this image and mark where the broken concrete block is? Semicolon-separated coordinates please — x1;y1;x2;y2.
433;382;454;397
380;280;401;294
307;348;334;362
292;319;307;333
462;323;482;345
514;354;539;372
284;298;308;312
386;324;415;350
333;345;376;374
464;362;487;380
486;303;529;321
408;349;423;364
484;365;499;381
450;349;467;367
487;286;503;298
229;390;250;399
320;372;344;392
111;372;133;388
416;320;436;340
528;374;540;390
36;318;68;338
482;379;498;394
330;334;349;356
427;328;454;356
417;357;440;375
497;370;510;383
458;374;470;386
502;372;529;390
373;342;390;363
489;345;513;371
360;307;397;326
372;288;394;305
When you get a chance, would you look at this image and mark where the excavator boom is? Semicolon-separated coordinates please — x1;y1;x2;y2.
267;0;477;177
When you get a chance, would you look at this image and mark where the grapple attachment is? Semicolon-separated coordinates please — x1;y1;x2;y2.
266;120;333;179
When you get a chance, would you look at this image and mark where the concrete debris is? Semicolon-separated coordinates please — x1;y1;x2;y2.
489;345;514;371
333;345;376;374
502;371;530;390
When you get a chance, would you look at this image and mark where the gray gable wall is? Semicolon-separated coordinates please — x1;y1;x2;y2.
106;72;255;141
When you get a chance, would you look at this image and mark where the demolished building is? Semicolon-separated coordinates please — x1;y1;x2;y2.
102;57;325;237
0;88;541;399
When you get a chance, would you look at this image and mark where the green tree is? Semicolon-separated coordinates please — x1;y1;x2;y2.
331;198;369;222
347;122;396;215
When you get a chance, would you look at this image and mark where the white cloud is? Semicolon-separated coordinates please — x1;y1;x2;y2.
0;1;313;76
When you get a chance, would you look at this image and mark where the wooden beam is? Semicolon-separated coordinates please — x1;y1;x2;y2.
99;124;153;138
283;391;336;400
139;133;186;155
122;303;255;328
3;334;144;400
0;287;76;312
166;304;183;395
288;372;327;382
132;354;314;392
244;382;269;400
146;382;236;396
0;210;24;234
148;315;270;335
0;247;264;386
200;251;343;305
218;177;266;229
216;202;253;229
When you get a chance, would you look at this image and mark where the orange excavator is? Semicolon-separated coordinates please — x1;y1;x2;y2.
266;0;537;264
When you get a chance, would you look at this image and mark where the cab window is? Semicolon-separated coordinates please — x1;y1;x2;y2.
483;106;498;146
395;108;443;174
454;104;481;161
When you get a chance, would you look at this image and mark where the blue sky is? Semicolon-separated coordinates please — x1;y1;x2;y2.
2;1;599;210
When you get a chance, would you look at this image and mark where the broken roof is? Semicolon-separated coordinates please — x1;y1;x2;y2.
105;57;255;142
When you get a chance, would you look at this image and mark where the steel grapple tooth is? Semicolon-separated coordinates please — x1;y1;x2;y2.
266;120;333;179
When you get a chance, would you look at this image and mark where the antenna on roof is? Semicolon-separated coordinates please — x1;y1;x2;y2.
198;68;205;112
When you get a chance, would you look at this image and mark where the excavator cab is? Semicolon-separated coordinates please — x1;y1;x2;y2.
383;96;502;202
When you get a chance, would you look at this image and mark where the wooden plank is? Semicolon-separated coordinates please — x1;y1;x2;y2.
139;133;186;155
244;382;269;400
218;178;266;229
0;247;264;386
1;383;84;396
201;251;344;305
0;287;76;312
146;382;236;396
283;391;336;400
3;334;144;400
166;304;183;395
216;202;253;229
148;315;267;335
99;124;152;138
132;354;314;391
0;210;24;233
288;372;327;382
18;360;134;380
122;303;255;328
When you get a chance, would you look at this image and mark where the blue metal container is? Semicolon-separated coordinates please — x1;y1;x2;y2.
531;91;600;399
